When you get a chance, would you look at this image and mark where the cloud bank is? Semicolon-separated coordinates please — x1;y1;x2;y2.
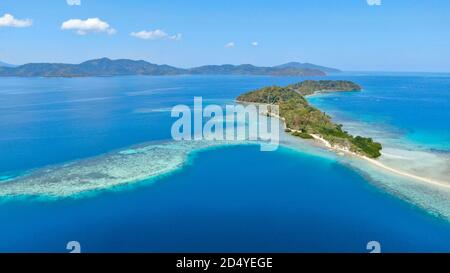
0;13;32;28
61;18;116;35
66;0;81;6
130;29;182;40
225;42;235;48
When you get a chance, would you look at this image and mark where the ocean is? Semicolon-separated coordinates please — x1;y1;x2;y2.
0;74;449;252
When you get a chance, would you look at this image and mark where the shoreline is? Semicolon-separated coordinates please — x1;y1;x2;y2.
244;101;450;190
308;132;450;189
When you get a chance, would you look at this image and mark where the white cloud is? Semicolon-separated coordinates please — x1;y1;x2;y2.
225;42;235;48
367;0;381;6
131;29;166;40
251;41;259;47
0;13;32;28
61;18;116;35
66;0;81;6
130;29;182;41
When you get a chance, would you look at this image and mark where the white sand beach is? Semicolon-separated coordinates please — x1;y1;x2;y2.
248;98;450;190
307;132;450;190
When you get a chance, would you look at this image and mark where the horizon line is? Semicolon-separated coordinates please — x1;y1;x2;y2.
2;57;450;74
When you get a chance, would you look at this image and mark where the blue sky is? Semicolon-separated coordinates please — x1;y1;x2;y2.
1;0;450;71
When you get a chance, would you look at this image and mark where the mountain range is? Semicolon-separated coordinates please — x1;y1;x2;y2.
0;58;340;77
274;62;341;73
0;61;17;68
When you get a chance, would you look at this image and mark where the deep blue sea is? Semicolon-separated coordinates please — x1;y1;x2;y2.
0;74;449;252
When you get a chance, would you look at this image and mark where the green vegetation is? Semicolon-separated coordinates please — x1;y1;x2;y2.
274;62;341;73
291;131;314;139
0;58;332;77
287;80;362;96
189;64;326;76
237;80;382;158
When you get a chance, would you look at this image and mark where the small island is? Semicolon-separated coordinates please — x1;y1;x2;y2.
237;80;382;158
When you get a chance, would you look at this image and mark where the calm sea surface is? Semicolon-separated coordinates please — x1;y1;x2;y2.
0;74;449;252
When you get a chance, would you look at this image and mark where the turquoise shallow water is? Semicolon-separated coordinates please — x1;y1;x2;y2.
307;73;450;151
0;74;449;252
1;145;450;252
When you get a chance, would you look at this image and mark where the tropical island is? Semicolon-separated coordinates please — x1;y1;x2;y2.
237;80;383;158
0;58;340;77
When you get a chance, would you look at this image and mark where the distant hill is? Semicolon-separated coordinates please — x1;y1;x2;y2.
0;58;335;77
0;61;17;68
275;62;341;73
0;58;184;77
189;64;326;76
